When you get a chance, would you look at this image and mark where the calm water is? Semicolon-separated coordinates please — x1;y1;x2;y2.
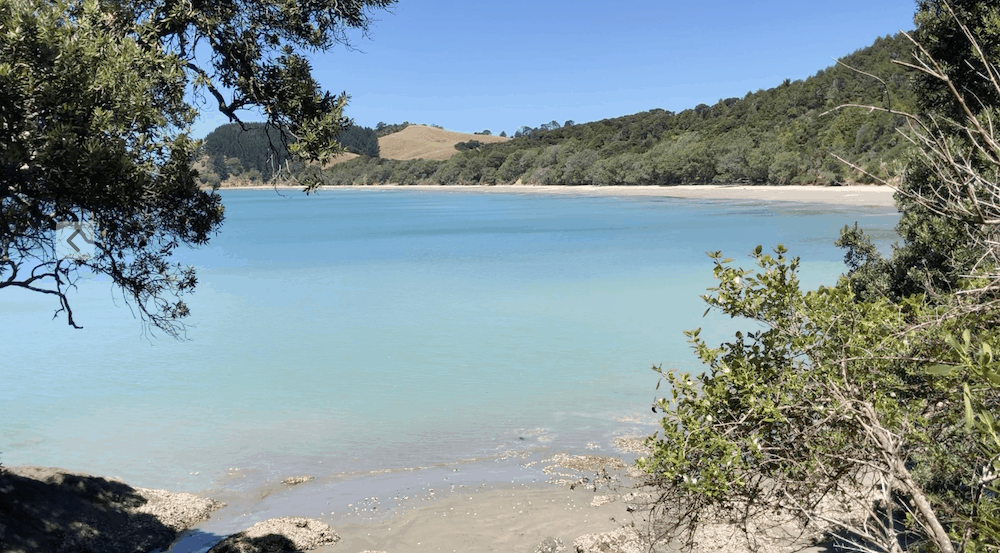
1;189;899;496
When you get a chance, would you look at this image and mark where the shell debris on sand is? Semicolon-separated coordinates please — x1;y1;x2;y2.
612;435;652;456
281;475;314;486
574;526;645;553
542;453;629;487
590;495;613;507
543;453;627;473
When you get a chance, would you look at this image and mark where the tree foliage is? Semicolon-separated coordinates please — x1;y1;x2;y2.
0;0;394;334
375;121;411;137
640;3;1000;552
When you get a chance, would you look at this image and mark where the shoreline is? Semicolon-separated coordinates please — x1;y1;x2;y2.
3;450;655;553
4;454;829;553
209;183;899;208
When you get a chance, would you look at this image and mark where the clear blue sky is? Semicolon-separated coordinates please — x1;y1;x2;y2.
191;0;919;138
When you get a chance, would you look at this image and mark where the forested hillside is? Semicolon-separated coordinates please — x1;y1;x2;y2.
311;33;915;186
199;123;292;184
196;123;378;186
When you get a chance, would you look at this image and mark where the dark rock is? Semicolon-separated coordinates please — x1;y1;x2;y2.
0;466;221;553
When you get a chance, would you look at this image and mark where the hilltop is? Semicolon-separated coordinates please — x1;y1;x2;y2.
322;124;509;165
378;125;507;160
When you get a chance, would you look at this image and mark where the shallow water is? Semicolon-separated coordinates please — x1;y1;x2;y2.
1;189;899;502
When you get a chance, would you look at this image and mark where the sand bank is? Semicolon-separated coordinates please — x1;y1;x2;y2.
213;184;898;208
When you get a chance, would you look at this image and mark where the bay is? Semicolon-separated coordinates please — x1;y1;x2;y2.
1;188;899;495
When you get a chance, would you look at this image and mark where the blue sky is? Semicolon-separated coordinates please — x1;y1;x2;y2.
191;0;919;138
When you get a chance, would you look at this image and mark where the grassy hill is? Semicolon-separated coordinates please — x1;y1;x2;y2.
310;32;916;187
378;125;507;160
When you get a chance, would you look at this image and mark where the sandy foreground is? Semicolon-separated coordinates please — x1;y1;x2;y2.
214;183;898;208
2;459;829;553
327;484;636;553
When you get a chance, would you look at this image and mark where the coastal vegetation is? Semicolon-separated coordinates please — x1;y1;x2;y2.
639;2;1000;552
303;32;917;187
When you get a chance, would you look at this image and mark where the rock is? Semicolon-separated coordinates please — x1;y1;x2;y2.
134;486;225;531
209;517;340;553
533;536;566;553
573;526;643;553
0;466;223;553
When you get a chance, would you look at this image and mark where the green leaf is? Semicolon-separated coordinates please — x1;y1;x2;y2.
964;382;974;431
926;364;956;376
979;343;993;365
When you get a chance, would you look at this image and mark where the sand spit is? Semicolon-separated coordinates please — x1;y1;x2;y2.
212;183;897;208
341;184;898;207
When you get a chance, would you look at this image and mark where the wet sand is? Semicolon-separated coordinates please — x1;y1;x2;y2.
328;483;634;553
214;184;898;208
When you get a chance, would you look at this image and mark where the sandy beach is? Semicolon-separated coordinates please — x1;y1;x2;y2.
213;183;898;208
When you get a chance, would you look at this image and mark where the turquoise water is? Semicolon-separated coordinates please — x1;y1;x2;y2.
1;189;899;495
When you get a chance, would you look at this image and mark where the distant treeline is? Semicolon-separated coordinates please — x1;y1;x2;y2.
375;121;410;137
308;33;915;186
338;126;379;157
197;123;379;184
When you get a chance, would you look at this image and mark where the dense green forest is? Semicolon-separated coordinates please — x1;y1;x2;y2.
197;123;378;185
200;123;292;183
309;32;915;187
